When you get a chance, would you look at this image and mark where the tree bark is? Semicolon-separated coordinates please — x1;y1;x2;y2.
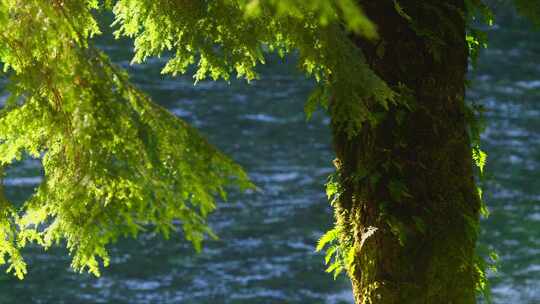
330;1;481;303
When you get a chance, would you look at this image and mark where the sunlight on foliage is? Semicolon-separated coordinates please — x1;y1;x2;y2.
0;0;251;278
472;146;487;175
466;0;493;64
316;172;378;280
0;0;395;279
241;0;377;38
110;0;396;137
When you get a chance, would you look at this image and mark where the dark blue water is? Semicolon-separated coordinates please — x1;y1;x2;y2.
1;11;540;304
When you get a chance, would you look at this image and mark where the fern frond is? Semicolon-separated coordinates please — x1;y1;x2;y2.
316;227;340;252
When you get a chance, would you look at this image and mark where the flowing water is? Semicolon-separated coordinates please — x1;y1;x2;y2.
1;12;540;304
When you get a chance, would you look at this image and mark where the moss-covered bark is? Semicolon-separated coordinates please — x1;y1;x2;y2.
330;1;481;302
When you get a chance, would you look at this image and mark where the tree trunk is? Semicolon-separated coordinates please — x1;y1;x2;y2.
330;1;481;303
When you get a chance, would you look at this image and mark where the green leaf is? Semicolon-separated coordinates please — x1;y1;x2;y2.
316;228;339;252
472;146;487;175
324;245;338;265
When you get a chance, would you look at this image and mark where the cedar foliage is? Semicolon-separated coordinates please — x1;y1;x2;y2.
0;0;394;278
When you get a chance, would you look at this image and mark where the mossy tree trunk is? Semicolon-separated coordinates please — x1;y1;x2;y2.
330;1;481;303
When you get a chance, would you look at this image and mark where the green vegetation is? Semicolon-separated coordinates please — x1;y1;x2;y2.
0;0;391;279
0;1;539;303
